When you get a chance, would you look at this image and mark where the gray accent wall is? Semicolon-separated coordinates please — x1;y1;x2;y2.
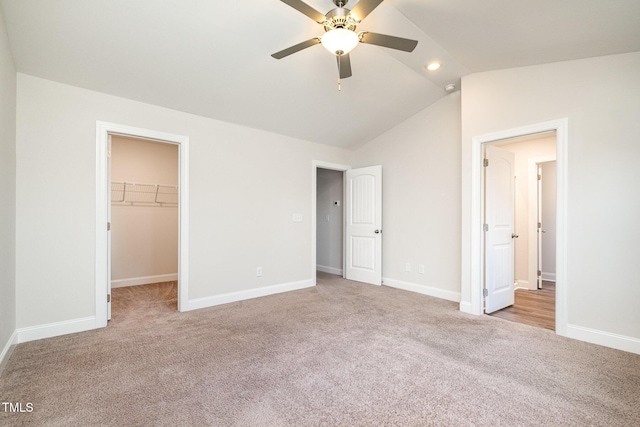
316;169;343;275
541;161;557;280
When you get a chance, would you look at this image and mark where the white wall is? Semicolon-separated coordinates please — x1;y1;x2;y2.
15;74;351;329
498;135;556;288
541;161;556;280
0;7;17;364
352;93;462;301
316;168;343;275
110;136;178;285
461;52;640;346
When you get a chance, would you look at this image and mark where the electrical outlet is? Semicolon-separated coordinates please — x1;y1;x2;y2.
405;262;411;272
256;267;262;277
419;265;425;274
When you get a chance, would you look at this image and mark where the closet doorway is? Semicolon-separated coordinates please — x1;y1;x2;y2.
96;121;190;328
109;135;179;320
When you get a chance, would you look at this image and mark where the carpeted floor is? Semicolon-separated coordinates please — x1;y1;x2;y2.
1;273;639;426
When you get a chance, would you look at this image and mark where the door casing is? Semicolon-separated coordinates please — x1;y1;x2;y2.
466;118;568;336
96;121;190;327
311;161;383;286
311;161;351;286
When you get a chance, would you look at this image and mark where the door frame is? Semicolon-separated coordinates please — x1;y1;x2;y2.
311;160;351;285
95;121;190;327
468;118;568;335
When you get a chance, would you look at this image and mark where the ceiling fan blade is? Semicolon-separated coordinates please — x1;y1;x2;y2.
359;32;418;52
271;38;321;59
280;0;327;23
337;53;352;79
349;0;384;21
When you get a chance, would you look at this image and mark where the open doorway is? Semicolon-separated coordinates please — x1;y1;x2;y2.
109;135;179;321
96;122;190;328
312;161;383;287
484;132;557;330
316;168;344;277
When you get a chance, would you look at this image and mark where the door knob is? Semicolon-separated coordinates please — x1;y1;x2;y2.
374;229;381;234
541;230;547;233
511;233;519;239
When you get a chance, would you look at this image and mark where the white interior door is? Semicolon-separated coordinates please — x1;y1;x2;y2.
537;164;543;290
485;145;515;313
107;135;112;320
345;165;382;285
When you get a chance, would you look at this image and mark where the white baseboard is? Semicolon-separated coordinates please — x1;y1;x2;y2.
459;301;474;314
382;277;461;303
0;330;18;374
316;265;343;275
566;324;640;355
111;273;178;288
515;279;532;290
542;272;556;282
186;279;315;312
17;317;97;344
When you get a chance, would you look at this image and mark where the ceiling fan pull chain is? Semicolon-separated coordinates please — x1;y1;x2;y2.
337;52;342;91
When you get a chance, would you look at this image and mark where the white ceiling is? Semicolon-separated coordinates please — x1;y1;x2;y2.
2;0;639;149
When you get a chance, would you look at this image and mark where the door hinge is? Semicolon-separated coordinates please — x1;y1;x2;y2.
483;158;489;167
537;270;542;277
483;224;488;232
107;294;111;303
107;222;111;231
482;288;488;297
538;174;541;180
538;222;542;228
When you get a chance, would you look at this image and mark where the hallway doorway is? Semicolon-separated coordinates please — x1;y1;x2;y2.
484;132;557;330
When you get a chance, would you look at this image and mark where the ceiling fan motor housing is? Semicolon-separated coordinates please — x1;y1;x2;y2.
324;7;358;32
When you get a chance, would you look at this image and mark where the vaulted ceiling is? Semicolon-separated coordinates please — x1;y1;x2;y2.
2;0;639;148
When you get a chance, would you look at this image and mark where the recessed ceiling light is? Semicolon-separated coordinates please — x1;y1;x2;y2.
426;62;441;71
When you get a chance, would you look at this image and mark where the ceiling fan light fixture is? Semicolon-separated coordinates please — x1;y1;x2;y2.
321;28;359;55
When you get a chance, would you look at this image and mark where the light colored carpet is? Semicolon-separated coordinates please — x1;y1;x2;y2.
1;273;639;426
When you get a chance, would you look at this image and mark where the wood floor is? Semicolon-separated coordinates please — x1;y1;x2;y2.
489;281;555;330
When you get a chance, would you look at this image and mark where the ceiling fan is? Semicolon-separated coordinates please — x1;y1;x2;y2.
272;0;418;89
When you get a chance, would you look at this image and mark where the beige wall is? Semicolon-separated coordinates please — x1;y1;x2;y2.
461;52;640;342
316;168;343;274
0;7;17;359
110;136;178;283
9;46;640;355
15;74;351;329
352;93;462;301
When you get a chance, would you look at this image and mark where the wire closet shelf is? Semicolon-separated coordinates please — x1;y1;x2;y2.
111;181;178;206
